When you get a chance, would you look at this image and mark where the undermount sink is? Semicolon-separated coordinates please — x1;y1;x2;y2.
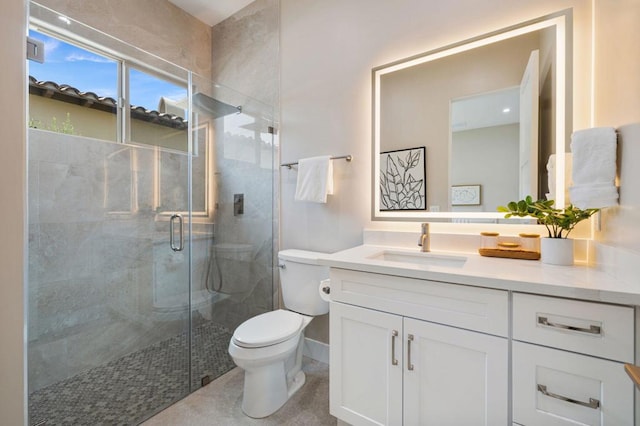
367;249;467;268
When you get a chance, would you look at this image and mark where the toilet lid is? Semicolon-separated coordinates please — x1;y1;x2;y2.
232;310;304;348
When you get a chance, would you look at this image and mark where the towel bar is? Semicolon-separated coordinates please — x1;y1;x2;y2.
280;155;352;169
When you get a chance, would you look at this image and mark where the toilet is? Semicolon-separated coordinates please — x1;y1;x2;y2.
228;249;329;418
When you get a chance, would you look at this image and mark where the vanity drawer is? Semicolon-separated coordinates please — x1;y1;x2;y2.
513;341;633;426
513;293;634;362
329;269;508;337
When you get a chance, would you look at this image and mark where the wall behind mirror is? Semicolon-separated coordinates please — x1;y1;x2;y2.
372;11;571;222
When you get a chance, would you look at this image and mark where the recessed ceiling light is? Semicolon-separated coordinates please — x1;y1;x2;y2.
502;107;511;113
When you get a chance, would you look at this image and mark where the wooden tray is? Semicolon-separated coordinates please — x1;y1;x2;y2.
478;247;540;260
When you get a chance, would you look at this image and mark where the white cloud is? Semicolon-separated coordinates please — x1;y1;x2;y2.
43;38;61;54
65;53;112;63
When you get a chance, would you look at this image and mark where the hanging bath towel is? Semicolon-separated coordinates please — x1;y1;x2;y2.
294;155;334;203
569;127;618;208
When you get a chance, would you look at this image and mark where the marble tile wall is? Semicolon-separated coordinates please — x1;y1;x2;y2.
37;0;212;78
200;111;276;333
28;111;277;391
211;0;280;109
27;129;208;391
208;0;281;332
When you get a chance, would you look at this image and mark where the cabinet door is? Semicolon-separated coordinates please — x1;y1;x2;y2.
403;318;508;426
513;341;633;425
330;302;403;426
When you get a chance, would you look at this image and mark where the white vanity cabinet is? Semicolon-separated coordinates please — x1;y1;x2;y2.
329;269;509;426
322;243;640;425
512;293;635;425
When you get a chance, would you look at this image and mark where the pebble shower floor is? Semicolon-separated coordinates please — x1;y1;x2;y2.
29;321;236;425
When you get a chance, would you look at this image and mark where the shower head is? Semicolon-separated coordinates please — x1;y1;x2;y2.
193;92;241;119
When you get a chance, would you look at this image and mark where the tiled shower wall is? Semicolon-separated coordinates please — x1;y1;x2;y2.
207;119;276;331
27;129;205;391
207;0;280;331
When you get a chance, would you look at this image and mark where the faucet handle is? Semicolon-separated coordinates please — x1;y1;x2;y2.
418;223;430;252
421;222;429;234
418;222;429;247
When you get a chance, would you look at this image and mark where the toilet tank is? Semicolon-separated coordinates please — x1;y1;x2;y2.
278;249;330;316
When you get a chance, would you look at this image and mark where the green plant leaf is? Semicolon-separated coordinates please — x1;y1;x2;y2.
497;196;600;238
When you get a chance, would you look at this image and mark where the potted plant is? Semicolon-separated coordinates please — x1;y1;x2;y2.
498;196;599;265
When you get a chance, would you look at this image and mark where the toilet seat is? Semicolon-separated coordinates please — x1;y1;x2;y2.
232;310;303;348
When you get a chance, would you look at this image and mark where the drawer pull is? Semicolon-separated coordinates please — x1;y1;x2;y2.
537;316;601;335
407;334;414;371
537;384;600;410
391;330;398;366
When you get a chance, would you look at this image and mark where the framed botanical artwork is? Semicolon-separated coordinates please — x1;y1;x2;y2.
379;147;426;211
451;184;481;206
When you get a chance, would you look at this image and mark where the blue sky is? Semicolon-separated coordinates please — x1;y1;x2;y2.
28;30;186;113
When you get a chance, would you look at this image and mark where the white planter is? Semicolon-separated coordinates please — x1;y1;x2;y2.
540;237;574;266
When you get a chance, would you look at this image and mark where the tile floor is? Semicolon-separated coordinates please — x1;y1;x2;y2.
143;358;336;425
29;321;236;425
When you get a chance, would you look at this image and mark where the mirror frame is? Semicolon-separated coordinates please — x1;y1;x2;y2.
371;10;572;222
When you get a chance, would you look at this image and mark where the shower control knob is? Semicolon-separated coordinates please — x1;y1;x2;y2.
322;286;330;295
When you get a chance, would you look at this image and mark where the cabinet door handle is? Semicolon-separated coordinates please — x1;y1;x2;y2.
391;330;398;366
537;316;601;335
407;334;414;371
537;384;600;409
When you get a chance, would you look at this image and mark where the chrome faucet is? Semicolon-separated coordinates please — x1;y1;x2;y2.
418;222;430;252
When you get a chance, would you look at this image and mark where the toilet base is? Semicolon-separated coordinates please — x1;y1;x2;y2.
240;362;306;418
230;311;316;418
287;370;306;398
235;332;309;418
241;359;286;418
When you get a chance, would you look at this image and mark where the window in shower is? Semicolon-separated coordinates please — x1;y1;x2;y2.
28;29;119;141
27;28;189;151
128;66;188;151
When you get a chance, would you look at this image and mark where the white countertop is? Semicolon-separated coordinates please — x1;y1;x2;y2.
318;244;640;306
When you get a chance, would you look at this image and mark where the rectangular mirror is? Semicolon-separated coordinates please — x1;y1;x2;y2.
372;10;571;222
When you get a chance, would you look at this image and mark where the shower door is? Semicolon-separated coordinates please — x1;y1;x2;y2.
27;3;277;424
27;4;193;424
27;133;194;425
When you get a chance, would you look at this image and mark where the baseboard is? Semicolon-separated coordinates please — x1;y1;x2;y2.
303;337;329;365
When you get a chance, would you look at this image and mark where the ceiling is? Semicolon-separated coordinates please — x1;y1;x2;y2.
168;0;254;26
451;87;520;132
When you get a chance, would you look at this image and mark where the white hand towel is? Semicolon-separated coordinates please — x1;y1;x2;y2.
569;183;619;209
568;127;618;208
570;127;617;185
294;156;334;203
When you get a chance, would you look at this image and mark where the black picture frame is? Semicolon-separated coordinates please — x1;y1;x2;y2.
379;147;426;211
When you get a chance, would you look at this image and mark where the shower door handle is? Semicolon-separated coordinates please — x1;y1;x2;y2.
170;214;184;252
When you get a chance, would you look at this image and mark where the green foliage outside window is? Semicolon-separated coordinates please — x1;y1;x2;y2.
29;112;77;135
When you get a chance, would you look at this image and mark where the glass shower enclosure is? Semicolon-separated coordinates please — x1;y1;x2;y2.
27;3;276;424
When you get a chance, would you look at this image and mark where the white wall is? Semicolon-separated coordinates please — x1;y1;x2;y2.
451;124;520;212
280;0;593;255
0;0;27;423
594;0;640;253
